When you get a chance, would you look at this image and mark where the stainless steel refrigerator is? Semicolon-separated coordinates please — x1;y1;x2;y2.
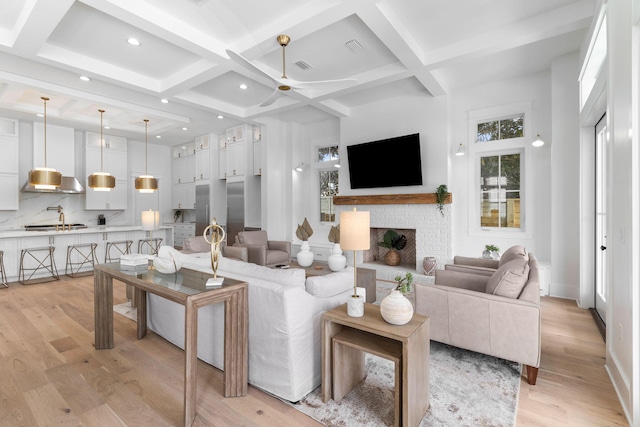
195;184;210;236
226;181;244;245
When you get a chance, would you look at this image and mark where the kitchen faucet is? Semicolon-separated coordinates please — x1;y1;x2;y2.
47;205;67;231
58;211;65;231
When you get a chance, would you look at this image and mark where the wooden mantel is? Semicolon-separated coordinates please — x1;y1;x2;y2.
333;193;452;205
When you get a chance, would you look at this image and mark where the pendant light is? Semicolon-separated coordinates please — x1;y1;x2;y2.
135;119;158;193
29;97;62;190
88;109;116;191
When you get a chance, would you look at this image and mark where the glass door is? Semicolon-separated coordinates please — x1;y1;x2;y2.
595;115;607;323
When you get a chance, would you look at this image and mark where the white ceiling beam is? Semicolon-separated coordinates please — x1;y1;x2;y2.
10;0;74;53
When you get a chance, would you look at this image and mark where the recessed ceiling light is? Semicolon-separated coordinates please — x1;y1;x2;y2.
217;115;224;119
36;113;43;117
127;38;141;46
156;135;162;139
104;126;111;130
182;127;188;131
239;83;248;90
160;98;169;104
79;75;91;82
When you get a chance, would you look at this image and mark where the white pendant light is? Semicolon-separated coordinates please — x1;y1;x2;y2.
88;109;116;191
29;97;62;190
135;119;158;193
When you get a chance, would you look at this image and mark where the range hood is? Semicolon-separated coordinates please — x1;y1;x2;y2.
21;176;85;194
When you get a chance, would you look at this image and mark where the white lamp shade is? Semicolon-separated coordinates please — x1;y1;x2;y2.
340;209;370;251
141;210;159;231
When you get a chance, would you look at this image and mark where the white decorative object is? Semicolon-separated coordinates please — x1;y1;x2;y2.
297;241;314;267
153;255;182;274
380;289;414;325
120;253;148;267
347;295;364;317
328;243;346;271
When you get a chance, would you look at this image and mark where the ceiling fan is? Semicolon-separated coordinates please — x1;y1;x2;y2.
226;34;358;107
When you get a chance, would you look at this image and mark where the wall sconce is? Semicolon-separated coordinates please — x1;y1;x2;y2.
532;134;545;147
294;163;307;172
455;143;465;156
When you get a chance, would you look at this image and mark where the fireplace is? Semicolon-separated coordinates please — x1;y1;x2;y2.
364;228;416;267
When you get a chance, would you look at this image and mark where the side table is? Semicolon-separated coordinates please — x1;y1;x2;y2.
321;303;429;426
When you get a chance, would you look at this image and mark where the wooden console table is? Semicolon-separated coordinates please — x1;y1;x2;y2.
321;303;429;426
289;260;376;303
94;263;248;427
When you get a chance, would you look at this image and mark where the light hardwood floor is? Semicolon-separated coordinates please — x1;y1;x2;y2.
0;275;629;426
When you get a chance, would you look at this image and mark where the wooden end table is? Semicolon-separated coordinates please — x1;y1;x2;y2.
94;263;248;427
321;303;429;427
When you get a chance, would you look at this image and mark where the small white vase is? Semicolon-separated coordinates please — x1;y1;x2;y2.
328;243;347;271
347;295;364;317
297;241;314;267
380;289;414;325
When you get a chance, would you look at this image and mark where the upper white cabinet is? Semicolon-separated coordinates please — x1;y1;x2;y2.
195;134;211;182
33;122;74;176
172;142;195;158
0;117;19;210
85;131;128;210
226;125;245;144
219;125;254;181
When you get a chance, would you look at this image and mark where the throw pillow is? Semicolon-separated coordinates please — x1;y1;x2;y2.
305;267;354;297
498;245;529;267
486;258;530;298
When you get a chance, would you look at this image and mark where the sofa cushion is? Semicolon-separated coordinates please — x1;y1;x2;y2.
181;235;209;253
238;231;268;246
498;245;529;267
486;258;530;298
305;267;354;298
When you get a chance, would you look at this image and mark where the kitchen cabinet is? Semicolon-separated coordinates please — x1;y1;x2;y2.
218;134;227;179
226;125;245;144
172;155;195;184
195;134;211;182
34;122;75;176
172;223;196;248
172;183;196;209
0;117;19;210
226;141;245;178
253;141;262;175
172;142;195;158
85;132;128;210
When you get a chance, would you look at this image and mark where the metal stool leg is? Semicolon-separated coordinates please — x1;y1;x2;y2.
0;251;7;288
18;246;59;285
65;243;97;277
105;240;133;263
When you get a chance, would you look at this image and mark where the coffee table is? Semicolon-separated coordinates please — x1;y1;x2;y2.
94;263;248;427
321;303;429;426
288;260;377;303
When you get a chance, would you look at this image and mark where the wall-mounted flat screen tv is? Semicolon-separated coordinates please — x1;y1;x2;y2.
347;133;423;189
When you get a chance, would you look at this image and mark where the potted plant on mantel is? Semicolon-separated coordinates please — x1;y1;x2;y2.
378;229;406;266
295;218;314;267
380;272;414;325
436;184;448;217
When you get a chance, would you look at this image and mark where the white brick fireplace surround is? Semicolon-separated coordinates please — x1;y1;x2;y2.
335;193;452;283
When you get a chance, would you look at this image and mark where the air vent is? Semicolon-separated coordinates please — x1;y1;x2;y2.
345;39;364;52
295;60;312;70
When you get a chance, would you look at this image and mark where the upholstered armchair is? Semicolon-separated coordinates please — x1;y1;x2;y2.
234;230;291;267
444;245;529;276
180;235;248;262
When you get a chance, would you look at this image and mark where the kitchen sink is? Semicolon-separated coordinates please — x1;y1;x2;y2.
24;224;88;231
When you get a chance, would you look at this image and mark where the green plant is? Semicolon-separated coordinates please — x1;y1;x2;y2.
295;217;314;241
436;184;448;217
377;229;407;250
328;224;340;243
485;244;500;252
173;210;182;222
394;272;413;294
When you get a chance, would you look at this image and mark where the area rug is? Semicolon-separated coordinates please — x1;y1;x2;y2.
293;341;521;427
113;301;136;321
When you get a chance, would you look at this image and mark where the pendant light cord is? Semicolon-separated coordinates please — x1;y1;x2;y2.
144;119;149;175
99;110;105;172
42;97;48;168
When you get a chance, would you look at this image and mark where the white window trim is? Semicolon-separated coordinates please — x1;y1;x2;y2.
467;102;534;239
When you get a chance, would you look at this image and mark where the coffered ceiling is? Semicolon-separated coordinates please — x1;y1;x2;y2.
0;0;595;146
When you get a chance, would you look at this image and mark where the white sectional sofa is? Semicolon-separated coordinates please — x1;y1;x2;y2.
146;246;354;402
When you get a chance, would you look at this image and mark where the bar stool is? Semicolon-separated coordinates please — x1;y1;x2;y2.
138;238;163;256
19;246;59;285
65;243;98;277
105;240;133;263
0;250;8;288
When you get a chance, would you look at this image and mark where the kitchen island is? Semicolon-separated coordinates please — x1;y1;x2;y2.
0;225;172;282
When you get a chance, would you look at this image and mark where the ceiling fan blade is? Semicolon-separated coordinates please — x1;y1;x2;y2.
259;88;284;107
226;49;277;83
287;78;358;91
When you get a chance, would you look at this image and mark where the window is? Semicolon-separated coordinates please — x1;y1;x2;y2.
318;145;339;162
477;114;524;142
480;153;521;228
320;169;339;222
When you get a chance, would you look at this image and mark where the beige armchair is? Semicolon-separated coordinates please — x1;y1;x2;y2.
444;245;529;276
234;230;291;267
180;235;248;262
415;253;540;385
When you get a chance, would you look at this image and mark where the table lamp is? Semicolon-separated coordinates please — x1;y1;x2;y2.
340;208;370;317
141;210;160;255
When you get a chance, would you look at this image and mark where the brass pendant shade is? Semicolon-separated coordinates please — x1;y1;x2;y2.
29;97;62;189
135;119;157;193
88;109;116;191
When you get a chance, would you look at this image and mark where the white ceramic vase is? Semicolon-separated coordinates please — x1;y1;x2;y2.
327;243;347;271
297;241;314;267
380;289;414;325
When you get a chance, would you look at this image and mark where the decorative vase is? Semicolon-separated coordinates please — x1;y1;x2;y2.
328;243;347;271
297;241;314;267
483;250;501;260
423;257;437;276
380;289;414;325
384;249;401;266
347;295;364;317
